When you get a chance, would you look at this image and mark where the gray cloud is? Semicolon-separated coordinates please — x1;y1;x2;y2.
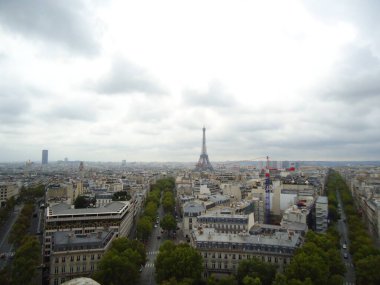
43;104;98;122
95;58;166;95
0;0;99;54
182;81;236;108
318;46;380;102
0;84;32;124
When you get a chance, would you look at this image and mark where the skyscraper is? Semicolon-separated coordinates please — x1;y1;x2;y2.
42;149;48;165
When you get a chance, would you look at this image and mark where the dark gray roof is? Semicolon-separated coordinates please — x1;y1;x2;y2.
183;202;205;213
48;201;129;216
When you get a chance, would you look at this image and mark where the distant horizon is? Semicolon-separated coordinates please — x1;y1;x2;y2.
2;159;380;164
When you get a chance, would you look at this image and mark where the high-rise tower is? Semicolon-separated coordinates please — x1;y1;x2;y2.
42;149;48;165
195;127;213;171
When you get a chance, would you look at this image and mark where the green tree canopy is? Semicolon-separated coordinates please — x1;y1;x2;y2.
236;258;276;285
155;241;203;284
137;215;153;241
93;237;146;285
11;235;41;285
160;213;177;232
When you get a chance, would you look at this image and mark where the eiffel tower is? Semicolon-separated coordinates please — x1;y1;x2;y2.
195;126;213;171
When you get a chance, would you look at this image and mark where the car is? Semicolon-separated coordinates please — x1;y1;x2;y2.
342;244;347;249
343;253;348;259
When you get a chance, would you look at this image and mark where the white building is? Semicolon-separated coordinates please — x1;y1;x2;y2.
315;196;328;233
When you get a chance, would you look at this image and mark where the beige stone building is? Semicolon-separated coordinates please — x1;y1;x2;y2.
192;227;302;278
49;230;115;285
0;182;19;207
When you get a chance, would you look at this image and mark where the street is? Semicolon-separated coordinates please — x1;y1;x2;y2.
0;204;22;270
139;200;184;285
336;190;356;285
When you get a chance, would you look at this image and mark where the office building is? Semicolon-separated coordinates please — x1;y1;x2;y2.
42;149;49;165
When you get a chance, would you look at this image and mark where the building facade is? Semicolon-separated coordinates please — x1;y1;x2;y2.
49;230;115;285
192;227;302;278
0;182;19;207
315;196;328;233
42;149;49;165
43;201;133;269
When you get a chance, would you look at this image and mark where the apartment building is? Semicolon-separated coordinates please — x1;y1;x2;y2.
49;230;115;285
315;196;328;233
43;201;133;265
192;227;302;278
0;182;19;207
197;211;254;234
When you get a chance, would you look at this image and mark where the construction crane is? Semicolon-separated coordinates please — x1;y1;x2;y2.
265;156;271;224
239;155;272;224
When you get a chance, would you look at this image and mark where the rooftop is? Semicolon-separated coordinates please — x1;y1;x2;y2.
194;227;301;248
53;230;114;252
47;201;129;217
183;201;205;213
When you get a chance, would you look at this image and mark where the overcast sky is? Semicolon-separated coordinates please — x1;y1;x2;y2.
1;0;380;163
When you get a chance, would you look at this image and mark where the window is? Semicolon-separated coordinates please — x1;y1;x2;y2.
83;255;86;261
54;267;58;274
97;254;101;260
204;253;207;258
82;265;86;272
90;264;95;271
54;279;58;285
76;265;80;272
218;253;222;258
224;254;228;259
91;254;94;260
232;254;236;260
212;263;215;269
239;254;242;260
77;256;80;261
55;257;59;264
61;257;65;263
70;256;74;262
61;266;66;273
60;278;65;284
70;266;74;273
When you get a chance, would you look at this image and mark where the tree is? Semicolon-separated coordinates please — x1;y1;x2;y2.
356;255;380;285
137;216;153;241
93;237;146;285
74;195;89;208
243;276;261;285
155;241;203;284
112;191;131;201
160;214;177;232
285;251;329;285
11;236;40;285
236;258;276;285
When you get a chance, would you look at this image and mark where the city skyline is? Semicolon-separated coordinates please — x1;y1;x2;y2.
1;1;380;162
